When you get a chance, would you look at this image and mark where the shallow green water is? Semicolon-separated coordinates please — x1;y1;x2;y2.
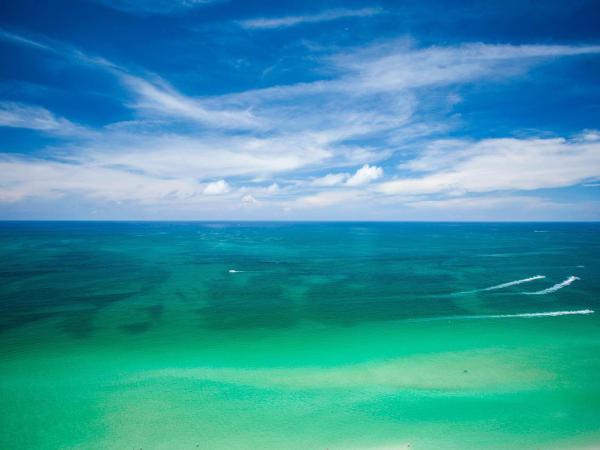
1;222;599;449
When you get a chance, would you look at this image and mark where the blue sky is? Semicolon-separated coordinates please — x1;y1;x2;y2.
0;0;599;220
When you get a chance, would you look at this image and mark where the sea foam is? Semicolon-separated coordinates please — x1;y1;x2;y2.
523;276;580;295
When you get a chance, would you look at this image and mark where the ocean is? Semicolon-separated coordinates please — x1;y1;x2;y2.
1;221;599;449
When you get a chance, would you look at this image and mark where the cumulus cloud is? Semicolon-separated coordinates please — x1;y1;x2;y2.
311;165;383;188
346;164;383;186
263;183;279;193
203;180;230;195
242;194;258;204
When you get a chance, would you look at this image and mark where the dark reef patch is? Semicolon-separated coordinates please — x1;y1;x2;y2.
119;321;153;334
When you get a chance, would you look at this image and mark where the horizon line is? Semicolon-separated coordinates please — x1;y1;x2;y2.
1;219;599;224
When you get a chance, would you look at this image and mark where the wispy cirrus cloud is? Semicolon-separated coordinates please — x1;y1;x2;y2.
91;0;223;15
0;27;54;51
1;26;600;219
238;8;382;30
118;74;262;130
405;195;557;211
68;132;335;179
0;101;85;135
294;190;362;208
0;29;263;131
311;173;350;187
331;42;600;93
378;133;600;196
0;154;203;203
213;42;600;105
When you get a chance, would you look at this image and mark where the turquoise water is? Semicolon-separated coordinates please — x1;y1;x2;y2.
1;222;599;449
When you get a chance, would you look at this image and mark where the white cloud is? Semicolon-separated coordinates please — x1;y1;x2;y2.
379;134;600;196
0;27;53;51
406;195;555;210
311;173;349;186
346;164;383;186
294;190;360;208
0;155;203;203
311;165;383;188
0;101;80;134
220;43;600;104
91;0;220;14
5;29;600;151
580;130;600;142
119;74;261;130
238;8;382;30
329;42;600;94
71;132;334;179
241;194;258;204
203;180;230;195
0;31;261;131
2;30;600;219
264;183;279;193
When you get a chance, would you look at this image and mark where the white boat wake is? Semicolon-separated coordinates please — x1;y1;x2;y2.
523;276;580;295
454;275;545;294
414;309;594;322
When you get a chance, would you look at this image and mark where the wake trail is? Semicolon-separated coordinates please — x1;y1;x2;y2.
523;276;580;295
454;275;545;295
464;309;594;319
482;275;546;291
412;309;594;323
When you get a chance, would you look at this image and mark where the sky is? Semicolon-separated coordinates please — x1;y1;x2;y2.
0;0;599;220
